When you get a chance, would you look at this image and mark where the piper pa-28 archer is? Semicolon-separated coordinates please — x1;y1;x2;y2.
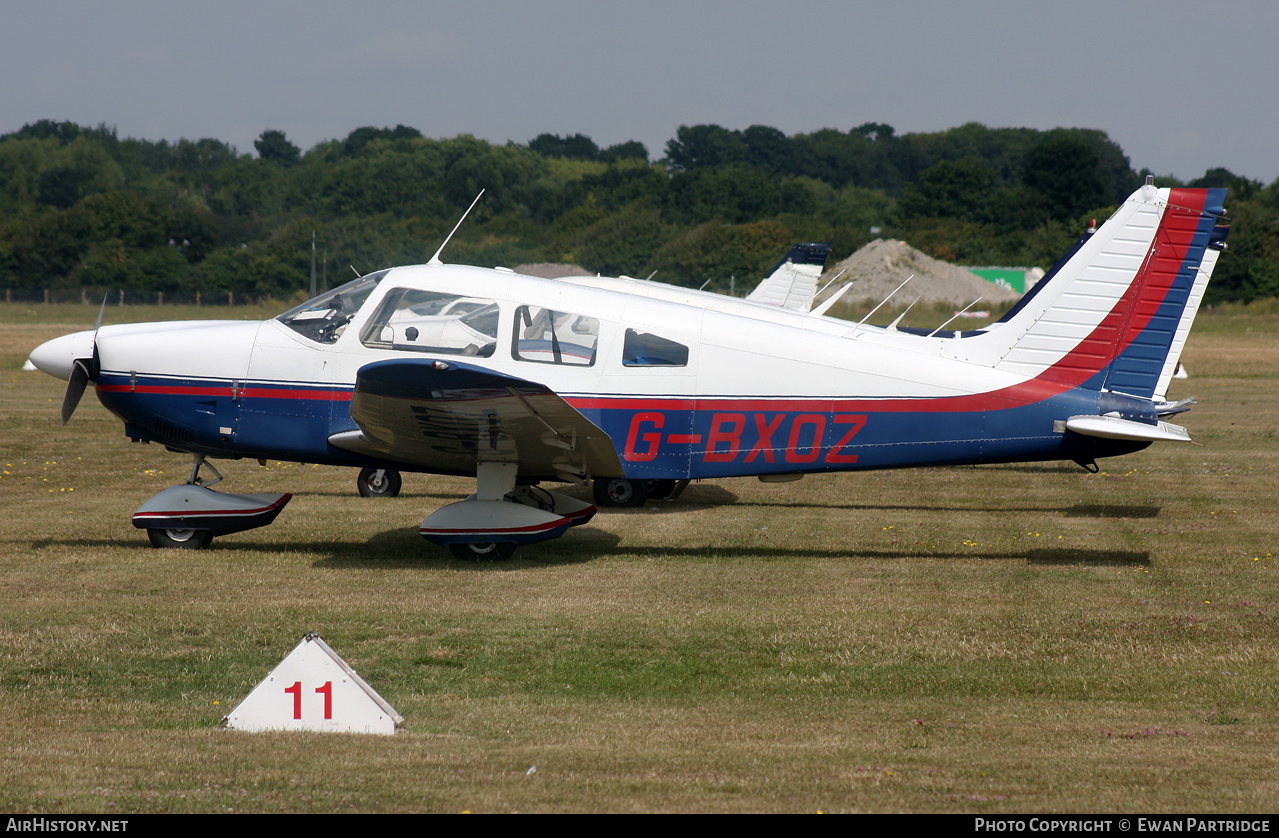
27;181;1228;559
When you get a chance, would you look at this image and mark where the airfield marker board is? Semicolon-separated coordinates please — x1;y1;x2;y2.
223;633;402;735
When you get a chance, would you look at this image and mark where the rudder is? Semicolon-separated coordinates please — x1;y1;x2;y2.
993;184;1227;396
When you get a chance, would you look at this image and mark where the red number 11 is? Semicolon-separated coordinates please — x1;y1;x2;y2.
285;681;333;720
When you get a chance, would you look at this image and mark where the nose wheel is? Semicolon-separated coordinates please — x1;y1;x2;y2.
448;542;517;561
146;528;214;550
358;467;402;497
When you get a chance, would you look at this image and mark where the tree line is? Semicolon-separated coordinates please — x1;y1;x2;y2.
1;118;1275;304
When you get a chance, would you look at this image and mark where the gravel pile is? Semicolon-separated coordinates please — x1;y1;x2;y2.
515;243;1020;308
824;239;1021;306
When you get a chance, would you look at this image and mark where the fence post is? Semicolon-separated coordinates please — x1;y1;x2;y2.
44;289;49;304
158;291;163;306
119;289;124;306
196;290;201;307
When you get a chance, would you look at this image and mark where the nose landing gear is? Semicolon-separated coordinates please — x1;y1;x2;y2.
132;455;292;549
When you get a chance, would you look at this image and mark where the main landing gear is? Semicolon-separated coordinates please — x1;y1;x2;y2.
357;467;402;497
592;478;688;508
419;463;598;561
131;455;292;549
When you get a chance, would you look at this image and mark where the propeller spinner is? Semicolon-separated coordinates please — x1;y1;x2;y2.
27;296;106;424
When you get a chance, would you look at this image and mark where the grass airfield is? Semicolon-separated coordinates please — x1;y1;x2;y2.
1;303;1277;813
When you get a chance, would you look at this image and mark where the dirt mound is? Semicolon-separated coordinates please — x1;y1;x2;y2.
826;239;1020;306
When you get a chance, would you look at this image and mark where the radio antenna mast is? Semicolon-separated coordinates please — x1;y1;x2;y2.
848;274;914;336
928;297;984;338
429;189;485;265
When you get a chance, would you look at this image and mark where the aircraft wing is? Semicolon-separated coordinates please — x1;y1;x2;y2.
329;358;624;481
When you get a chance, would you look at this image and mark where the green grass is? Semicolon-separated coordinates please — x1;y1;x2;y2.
1;305;1277;812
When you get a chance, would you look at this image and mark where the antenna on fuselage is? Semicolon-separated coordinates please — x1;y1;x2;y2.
886;297;920;331
815;268;846;299
349;266;362;278
809;269;849;317
927;296;984;338
429;189;485;266
849;274;914;334
810;282;852;317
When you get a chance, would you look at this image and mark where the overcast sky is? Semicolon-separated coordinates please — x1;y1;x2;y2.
3;1;1276;183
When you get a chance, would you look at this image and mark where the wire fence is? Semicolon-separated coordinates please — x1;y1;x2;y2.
1;287;273;307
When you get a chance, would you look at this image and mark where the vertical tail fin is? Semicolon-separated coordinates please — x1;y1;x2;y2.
992;185;1227;397
746;242;832;311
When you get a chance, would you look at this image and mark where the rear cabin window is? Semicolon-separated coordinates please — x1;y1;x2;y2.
360;289;499;357
512;306;599;366
622;329;689;367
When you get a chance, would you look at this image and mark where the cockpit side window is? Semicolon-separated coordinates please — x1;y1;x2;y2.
622;329;689;367
277;270;389;344
511;305;598;366
360;288;500;357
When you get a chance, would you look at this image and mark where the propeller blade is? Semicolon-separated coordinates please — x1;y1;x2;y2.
89;293;106;379
60;359;90;425
61;294;109;423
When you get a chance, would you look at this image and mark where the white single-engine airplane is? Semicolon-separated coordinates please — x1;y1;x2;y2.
27;181;1228;559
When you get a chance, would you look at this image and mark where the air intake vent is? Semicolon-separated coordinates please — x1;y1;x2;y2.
153;416;195;445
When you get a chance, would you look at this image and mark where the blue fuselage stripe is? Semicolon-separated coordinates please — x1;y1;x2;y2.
95;373;1118;478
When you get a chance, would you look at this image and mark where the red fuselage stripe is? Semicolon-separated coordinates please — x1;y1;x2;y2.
97;383;354;401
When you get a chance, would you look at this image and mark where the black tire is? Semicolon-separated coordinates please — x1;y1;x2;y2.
593;477;649;508
147;528;213;550
448;542;517;561
358;467;402;498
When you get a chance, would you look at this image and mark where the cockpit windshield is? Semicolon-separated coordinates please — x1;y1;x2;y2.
276;270;390;343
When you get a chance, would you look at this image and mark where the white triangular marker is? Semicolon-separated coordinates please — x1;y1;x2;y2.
223;633;403;735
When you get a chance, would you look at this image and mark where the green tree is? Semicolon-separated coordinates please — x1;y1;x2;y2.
652;218;794;291
36;164;95;208
342;125;423;157
528;133;600;161
571;201;668;276
1204;198;1279;303
666;165;814;225
2;207;95;287
742;125;792;172
600;140;648;163
899;158;998;222
664;124;748;171
254;130;301;165
1022;138;1109;220
791;128;899;192
189;244;301;298
171;137;240;172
